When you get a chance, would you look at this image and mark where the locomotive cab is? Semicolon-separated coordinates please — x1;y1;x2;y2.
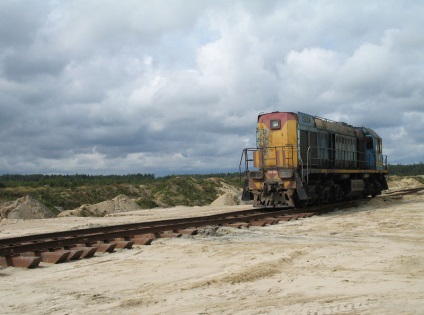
363;128;384;171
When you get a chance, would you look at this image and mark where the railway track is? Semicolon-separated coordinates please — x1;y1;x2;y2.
382;186;424;197
1;187;422;269
0;207;316;269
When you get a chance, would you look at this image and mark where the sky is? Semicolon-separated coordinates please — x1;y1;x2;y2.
0;0;423;176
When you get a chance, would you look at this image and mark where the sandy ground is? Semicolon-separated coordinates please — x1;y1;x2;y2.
0;191;423;314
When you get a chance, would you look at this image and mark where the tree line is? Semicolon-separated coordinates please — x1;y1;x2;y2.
0;172;241;188
388;163;424;176
0;164;422;188
0;173;156;188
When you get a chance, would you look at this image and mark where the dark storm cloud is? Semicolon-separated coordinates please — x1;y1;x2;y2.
0;0;423;175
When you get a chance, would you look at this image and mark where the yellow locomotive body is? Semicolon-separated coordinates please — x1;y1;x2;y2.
247;112;300;207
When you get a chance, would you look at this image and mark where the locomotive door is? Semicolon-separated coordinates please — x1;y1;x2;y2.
365;135;376;169
375;138;383;170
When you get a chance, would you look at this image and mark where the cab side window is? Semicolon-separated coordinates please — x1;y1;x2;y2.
376;139;382;153
365;137;373;150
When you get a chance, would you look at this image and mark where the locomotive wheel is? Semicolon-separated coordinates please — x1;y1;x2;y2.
370;182;382;198
293;192;307;208
312;186;324;206
322;186;333;203
334;185;344;201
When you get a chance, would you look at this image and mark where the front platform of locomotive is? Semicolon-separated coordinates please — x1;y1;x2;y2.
240;112;304;207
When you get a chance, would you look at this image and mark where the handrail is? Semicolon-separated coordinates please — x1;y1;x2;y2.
239;149;246;182
239;145;387;184
304;145;388;170
239;145;299;173
306;146;311;184
299;155;304;182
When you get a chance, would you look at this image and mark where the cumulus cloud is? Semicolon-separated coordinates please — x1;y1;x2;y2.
0;0;423;175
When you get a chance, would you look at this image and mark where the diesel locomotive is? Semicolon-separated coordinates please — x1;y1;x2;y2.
240;112;388;207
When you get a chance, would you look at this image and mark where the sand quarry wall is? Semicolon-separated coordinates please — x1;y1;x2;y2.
0;182;243;220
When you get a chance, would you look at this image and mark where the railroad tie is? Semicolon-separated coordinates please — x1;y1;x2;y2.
85;242;117;253
71;246;97;258
0;255;41;268
112;240;134;249
129;236;154;245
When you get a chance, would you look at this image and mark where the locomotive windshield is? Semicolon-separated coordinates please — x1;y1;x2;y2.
270;119;281;130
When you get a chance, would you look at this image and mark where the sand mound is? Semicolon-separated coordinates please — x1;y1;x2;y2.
0;195;56;220
210;192;238;206
58;194;141;217
388;176;423;190
209;181;244;206
209;181;254;207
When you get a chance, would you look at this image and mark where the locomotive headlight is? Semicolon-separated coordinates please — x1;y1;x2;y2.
278;169;293;179
270;119;281;130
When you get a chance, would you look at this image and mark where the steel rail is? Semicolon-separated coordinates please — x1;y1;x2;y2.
382;187;424;196
0;207;260;247
0;197;374;257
